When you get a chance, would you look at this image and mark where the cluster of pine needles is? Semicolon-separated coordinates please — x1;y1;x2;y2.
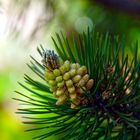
14;29;140;140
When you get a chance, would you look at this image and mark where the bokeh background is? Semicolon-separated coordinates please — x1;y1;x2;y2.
0;0;140;139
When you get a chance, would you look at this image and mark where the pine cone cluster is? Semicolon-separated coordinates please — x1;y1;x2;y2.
42;50;94;108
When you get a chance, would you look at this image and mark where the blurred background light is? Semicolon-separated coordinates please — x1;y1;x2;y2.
75;16;94;33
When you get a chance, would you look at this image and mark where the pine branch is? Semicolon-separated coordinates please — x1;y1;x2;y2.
15;29;140;140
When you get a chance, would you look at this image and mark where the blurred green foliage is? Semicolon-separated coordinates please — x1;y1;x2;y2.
0;108;32;140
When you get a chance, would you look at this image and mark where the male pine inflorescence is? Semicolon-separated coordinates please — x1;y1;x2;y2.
42;49;94;109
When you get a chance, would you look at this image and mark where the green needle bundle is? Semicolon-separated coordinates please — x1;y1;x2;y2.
15;29;140;140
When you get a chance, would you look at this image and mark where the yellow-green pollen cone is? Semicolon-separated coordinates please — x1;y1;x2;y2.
42;49;94;109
